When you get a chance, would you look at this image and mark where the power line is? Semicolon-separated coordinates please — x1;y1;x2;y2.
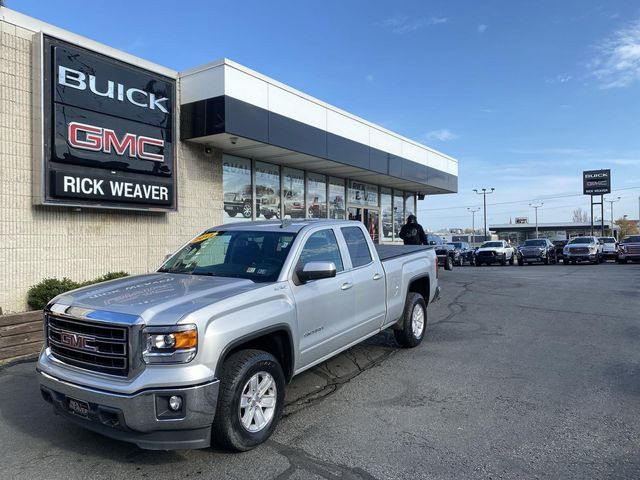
420;185;640;212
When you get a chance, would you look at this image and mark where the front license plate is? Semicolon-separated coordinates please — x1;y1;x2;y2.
67;397;89;417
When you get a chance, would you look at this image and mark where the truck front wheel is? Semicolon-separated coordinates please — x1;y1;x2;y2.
394;292;427;348
212;349;285;451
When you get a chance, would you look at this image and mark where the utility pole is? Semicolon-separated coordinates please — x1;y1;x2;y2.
467;207;481;246
605;196;621;238
473;188;495;241
529;203;543;239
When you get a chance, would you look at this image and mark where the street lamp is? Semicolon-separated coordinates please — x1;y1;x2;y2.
604;196;621;238
473;188;495;241
467;207;481;246
529;203;543;239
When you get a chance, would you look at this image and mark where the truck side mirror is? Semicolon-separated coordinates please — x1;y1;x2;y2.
297;261;337;284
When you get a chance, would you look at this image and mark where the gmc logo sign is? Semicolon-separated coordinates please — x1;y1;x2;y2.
68;122;165;162
59;331;98;352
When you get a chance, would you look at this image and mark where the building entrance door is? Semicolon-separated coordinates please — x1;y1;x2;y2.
347;208;380;243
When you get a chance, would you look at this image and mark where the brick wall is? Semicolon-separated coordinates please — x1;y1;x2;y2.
0;20;223;313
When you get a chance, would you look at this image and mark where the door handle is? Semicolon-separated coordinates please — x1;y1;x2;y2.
373;273;383;281
341;282;353;291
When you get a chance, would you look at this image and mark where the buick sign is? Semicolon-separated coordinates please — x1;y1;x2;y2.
583;169;611;195
33;34;177;211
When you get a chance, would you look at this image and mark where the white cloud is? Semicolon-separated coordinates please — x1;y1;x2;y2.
425;129;459;141
377;14;448;34
590;18;640;88
546;74;573;84
477;24;488;33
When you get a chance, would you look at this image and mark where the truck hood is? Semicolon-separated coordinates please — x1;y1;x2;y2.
476;247;502;253
52;273;265;325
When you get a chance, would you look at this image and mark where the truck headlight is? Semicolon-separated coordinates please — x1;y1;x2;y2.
563;246;569;254
142;325;197;364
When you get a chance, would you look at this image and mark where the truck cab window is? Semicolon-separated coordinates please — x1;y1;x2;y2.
297;230;344;272
341;226;372;267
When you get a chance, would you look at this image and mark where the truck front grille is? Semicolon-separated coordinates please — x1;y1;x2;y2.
569;247;589;254
47;315;129;377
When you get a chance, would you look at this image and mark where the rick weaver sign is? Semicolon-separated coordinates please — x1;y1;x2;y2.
33;35;176;210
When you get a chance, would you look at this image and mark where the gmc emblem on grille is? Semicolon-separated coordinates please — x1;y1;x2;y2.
59;331;98;352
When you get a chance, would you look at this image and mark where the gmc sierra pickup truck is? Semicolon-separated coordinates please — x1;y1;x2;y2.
37;220;439;451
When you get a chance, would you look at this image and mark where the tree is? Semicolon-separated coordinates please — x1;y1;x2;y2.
615;218;639;239
572;208;590;223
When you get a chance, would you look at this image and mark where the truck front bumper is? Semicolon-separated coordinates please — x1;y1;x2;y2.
38;370;219;450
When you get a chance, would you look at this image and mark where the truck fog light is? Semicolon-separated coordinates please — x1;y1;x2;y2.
169;395;182;411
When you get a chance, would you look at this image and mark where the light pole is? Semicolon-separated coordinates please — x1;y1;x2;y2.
473;188;495;241
467;207;481;246
605;196;621;238
529;203;543;239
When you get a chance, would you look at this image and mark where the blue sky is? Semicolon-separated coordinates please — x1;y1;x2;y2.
13;0;640;230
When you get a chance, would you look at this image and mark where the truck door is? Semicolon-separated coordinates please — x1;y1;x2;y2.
291;228;355;368
339;226;386;338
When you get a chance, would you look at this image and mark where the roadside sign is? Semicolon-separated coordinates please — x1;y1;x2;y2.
583;170;611;195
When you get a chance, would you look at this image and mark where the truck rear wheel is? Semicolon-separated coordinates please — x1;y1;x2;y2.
394;292;427;348
212;349;285;451
444;256;453;271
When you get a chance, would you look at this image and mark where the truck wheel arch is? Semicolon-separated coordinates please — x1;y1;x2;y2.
407;275;430;305
216;325;295;383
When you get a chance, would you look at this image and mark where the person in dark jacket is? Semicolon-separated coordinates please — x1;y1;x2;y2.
399;215;426;245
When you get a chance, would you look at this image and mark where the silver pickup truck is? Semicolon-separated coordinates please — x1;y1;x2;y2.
37;220;439;451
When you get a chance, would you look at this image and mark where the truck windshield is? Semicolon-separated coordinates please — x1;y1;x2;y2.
569;237;594;244
523;240;546;247
159;230;297;282
480;242;503;248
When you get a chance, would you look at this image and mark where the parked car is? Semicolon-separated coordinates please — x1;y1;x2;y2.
427;234;453;270
516;238;557;265
553;240;568;262
617;235;640;263
562;236;603;264
598;237;618;261
447;241;475;265
37;220;440;451
475;240;515;266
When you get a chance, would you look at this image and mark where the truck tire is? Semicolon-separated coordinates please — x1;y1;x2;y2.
508;254;514;265
475;260;482;266
517;258;523;266
444;255;453;271
227;211;238;217
500;256;507;266
212;349;285;452
394;292;427;348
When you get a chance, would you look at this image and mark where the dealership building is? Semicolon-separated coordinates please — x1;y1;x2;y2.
0;7;458;313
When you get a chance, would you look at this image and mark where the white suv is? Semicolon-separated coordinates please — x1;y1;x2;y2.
598;237;617;261
474;240;515;266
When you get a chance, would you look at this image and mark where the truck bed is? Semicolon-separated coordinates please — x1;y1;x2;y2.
375;244;434;261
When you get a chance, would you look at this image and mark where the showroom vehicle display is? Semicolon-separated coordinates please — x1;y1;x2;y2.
517;239;557;265
617;235;640;263
447;242;475;266
562;236;603;264
37;220;439;451
474;240;515;266
598;237;618;261
223;187;253;218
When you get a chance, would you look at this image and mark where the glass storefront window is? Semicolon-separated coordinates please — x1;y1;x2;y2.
348;180;378;207
328;177;345;219
405;194;415;219
282;167;305;219
381;187;393;242
365;183;379;207
307;172;327;218
255;161;280;220
222;155;253;223
393;191;405;242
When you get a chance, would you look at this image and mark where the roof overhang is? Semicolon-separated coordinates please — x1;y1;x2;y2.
178;59;458;195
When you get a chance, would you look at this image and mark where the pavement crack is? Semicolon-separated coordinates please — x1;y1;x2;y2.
430;280;472;327
268;440;379;480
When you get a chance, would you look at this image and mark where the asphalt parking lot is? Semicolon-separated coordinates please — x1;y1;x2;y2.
1;262;639;479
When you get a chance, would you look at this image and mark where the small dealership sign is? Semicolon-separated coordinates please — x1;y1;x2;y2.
583;169;611;195
33;34;176;210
